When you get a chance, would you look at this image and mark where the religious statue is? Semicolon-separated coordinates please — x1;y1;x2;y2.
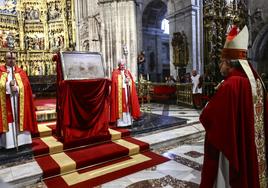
48;2;61;21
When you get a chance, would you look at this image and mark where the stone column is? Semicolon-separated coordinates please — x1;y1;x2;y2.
99;0;138;80
167;0;203;76
135;0;144;52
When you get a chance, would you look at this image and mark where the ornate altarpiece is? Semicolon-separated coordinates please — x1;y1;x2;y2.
0;0;75;77
203;0;248;81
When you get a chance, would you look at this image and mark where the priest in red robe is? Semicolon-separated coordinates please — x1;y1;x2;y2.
0;52;37;149
110;59;141;127
200;26;268;187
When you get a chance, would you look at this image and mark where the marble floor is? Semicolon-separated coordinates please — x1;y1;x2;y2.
0;103;205;188
97;141;204;188
98;104;204;188
142;103;201;123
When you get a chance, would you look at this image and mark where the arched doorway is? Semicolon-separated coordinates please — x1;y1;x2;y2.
142;0;169;82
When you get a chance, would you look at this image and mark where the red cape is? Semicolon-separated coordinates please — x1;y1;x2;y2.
199;68;268;188
110;69;140;123
0;65;37;134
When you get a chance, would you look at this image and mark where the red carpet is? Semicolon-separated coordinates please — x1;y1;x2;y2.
34;98;170;187
32;125;131;156
36;138;149;178
44;151;169;188
34;98;56;107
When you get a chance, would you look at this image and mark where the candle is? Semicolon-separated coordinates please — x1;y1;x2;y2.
147;73;149;80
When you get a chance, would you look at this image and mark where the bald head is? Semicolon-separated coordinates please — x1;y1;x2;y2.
5;52;16;67
192;70;197;76
118;59;126;70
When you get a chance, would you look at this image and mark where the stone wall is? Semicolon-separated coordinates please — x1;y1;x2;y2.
248;0;268;75
137;0;170;82
167;0;203;77
75;0;138;79
75;0;203;80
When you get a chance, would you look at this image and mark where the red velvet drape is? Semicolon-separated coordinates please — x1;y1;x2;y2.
54;53;110;143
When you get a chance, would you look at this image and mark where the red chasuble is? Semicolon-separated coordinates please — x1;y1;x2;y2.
0;65;37;134
110;69;141;123
200;68;268;188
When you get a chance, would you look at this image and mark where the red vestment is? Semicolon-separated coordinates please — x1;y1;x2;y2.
110;69;140;123
199;68;268;188
0;65;37;134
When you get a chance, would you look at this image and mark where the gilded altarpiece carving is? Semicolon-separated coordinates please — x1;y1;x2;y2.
203;0;247;81
0;0;75;77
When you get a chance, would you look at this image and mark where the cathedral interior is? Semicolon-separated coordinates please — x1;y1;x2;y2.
0;0;268;187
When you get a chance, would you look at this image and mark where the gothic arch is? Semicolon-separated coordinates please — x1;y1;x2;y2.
141;0;169;82
142;0;167;28
142;0;168;14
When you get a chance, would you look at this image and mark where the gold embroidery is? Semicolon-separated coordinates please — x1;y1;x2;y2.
254;79;267;187
14;73;24;132
0;73;8;132
118;75;122;118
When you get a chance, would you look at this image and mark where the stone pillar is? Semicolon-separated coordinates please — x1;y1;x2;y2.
135;0;144;53
167;0;202;76
99;0;138;80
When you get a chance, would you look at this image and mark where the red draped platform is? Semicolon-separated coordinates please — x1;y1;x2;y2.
33;98;170;187
30;52;171;187
54;53;110;143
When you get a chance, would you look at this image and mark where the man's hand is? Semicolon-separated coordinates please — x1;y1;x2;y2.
10;80;17;93
10;80;15;86
125;77;130;85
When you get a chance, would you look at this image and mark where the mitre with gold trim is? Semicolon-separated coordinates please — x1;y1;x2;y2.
221;25;249;60
222;25;258;97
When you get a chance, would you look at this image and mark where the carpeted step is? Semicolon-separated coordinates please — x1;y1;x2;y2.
36;109;56;122
34;98;56;107
35;121;130;139
44;151;169;188
32;128;131;156
32;98;170;187
32;99;169;188
32;121;57;138
35;137;150;178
